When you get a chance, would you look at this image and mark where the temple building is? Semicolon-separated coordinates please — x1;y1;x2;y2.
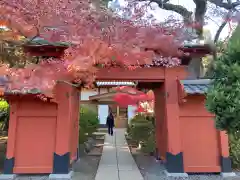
80;81;137;127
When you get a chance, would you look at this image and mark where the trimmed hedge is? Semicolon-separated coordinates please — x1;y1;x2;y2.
141;131;155;154
128;114;156;153
79;105;99;144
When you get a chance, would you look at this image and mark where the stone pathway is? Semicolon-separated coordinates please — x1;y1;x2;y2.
95;128;143;180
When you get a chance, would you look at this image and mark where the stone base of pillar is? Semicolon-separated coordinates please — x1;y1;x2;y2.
164;170;188;179
49;171;74;180
220;172;236;178
0;174;17;180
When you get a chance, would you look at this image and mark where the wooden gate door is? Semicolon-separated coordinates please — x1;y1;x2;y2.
180;116;221;173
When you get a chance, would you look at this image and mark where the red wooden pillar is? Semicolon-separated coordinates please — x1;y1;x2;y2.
50;82;74;177
70;88;80;163
164;67;187;174
3;101;17;177
76;90;80;160
154;84;166;161
219;131;233;173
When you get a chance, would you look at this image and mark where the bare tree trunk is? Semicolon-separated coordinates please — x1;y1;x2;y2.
184;0;207;79
186;57;204;79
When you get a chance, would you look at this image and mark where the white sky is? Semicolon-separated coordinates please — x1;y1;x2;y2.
113;0;233;40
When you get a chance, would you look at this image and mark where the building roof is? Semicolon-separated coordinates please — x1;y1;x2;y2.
180;79;212;95
24;36;70;47
4;88;42;95
88;86;144;103
95;81;135;87
0;80;79;96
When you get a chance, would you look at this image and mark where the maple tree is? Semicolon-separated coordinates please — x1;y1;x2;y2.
114;86;154;107
0;0;190;97
114;0;240;78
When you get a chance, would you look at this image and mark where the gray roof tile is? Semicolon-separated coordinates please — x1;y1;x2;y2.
96;81;135;86
5;88;42;95
180;79;212;94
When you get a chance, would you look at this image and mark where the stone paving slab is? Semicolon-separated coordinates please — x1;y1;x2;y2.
118;164;140;171
119;170;144;180
95;128;143;180
95;167;119;180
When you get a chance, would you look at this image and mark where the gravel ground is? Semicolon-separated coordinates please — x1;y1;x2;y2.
72;155;101;180
132;154;240;180
16;175;49;180
15;155;101;180
14;139;103;180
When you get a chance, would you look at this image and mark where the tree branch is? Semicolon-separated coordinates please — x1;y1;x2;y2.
208;0;240;10
193;0;207;37
212;0;233;60
149;0;192;21
214;11;232;43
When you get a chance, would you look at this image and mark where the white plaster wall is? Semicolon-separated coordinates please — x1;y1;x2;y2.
99;88;108;94
98;105;109;125
80;89;98;100
80;89;109;124
128;105;136;123
98;88;109;124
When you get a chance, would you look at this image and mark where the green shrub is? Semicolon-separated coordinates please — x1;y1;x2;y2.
79;105;99;144
146;114;155;126
128;113;156;153
130;121;153;143
205;27;240;168
129;114;148;125
229;132;240;168
0;99;9;131
79;127;87;144
0;100;9;112
141;132;156;153
128;114;145;140
205;27;240;133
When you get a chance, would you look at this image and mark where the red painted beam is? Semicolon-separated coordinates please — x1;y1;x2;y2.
96;67;165;81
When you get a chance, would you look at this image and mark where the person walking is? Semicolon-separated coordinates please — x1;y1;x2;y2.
106;111;114;136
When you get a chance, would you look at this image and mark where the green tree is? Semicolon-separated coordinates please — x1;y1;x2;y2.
0;27;38;68
206;26;240;133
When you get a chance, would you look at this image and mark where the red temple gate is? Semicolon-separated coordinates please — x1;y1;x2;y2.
0;65;234;179
0;44;235;179
95;66;233;177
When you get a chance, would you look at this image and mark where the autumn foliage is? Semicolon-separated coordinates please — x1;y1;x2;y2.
0;0;190;99
113;86;154;111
